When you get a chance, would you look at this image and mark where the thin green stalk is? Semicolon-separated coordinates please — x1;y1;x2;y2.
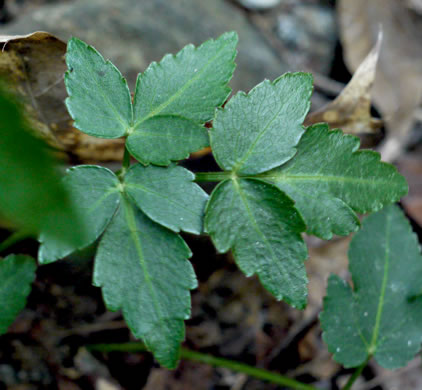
0;230;32;253
88;342;320;390
118;146;132;179
341;357;370;390
194;171;232;182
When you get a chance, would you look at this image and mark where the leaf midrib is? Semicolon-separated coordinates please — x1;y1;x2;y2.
122;198;165;330
73;50;129;133
86;187;119;214
368;211;392;355
262;173;392;186
233;179;290;291
133;42;230;128
232;97;287;173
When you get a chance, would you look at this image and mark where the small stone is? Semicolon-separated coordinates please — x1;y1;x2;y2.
0;0;291;92
236;0;281;10
0;364;17;386
276;4;337;74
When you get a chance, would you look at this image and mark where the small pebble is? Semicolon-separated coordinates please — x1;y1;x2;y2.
236;0;281;11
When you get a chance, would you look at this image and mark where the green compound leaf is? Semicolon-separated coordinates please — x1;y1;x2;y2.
94;198;197;368
205;179;308;308
127;31;238;165
65;37;132;138
0;255;36;334
262;124;408;239
0;87;84;246
125;164;208;234
210;72;313;175
38;165;121;264
320;205;422;369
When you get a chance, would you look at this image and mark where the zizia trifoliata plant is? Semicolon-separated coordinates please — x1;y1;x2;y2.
1;31;413;376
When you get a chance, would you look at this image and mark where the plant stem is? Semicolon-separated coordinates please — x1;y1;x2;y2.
194;171;232;182
123;146;131;170
341;357;370;390
0;230;31;253
118;146;132;178
88;342;320;390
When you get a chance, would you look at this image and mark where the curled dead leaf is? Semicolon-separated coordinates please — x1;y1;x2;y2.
338;0;422;161
305;31;383;135
0;31;124;162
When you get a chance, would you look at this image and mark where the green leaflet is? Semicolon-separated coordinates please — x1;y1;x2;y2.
0;87;84;247
38;166;121;264
65;37;132;138
125;164;208;234
205;179;308;308
127;32;238;165
210;72;313;175
94;197;197;368
262;124;408;239
126;116;209;166
320;205;422;369
0;255;36;334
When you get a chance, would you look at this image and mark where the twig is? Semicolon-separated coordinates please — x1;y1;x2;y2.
264;308;319;365
355;357;421;390
341;357;370;390
57;320;127;337
88;342;322;390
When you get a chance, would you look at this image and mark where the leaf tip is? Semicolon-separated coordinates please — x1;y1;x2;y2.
219;30;239;44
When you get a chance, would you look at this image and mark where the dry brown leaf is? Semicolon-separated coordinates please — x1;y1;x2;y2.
0;31;124;162
338;0;422;161
305;237;350;319
305;31;383;135
398;150;422;227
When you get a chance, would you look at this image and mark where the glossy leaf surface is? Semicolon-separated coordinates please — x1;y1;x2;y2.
0;255;36;334
65;37;132;138
39;166;120;264
263;124;408;239
127;32;237;165
205;179;308;308
94;198;197;368
320;205;422;369
126;116;209;166
125;164;208;234
210;73;313;175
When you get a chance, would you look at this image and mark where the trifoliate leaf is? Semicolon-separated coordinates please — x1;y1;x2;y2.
0;86;85;246
320;205;422;369
39;166;121;264
205;178;308;308
94;198;197;368
262;124;408;239
0;255;36;334
65;37;132;138
124;164;208;234
210;72;313;175
127;32;238;165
